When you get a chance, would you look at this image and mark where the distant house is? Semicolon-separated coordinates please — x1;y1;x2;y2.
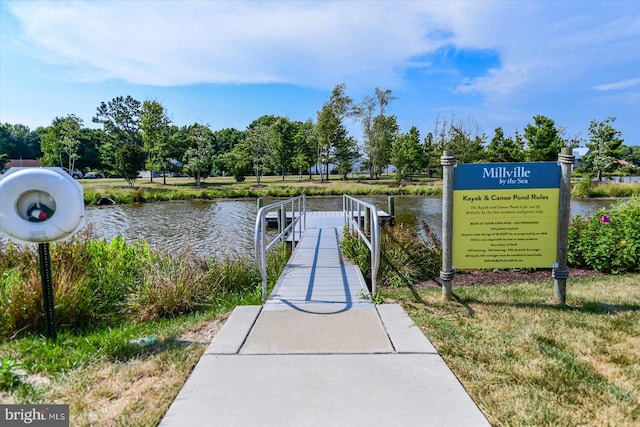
2;159;40;171
572;148;590;168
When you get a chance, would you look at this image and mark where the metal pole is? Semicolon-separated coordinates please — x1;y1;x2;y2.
440;151;456;300
38;242;56;340
553;147;574;304
388;196;395;225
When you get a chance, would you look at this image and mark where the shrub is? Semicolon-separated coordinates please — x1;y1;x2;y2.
568;196;640;273
341;221;442;288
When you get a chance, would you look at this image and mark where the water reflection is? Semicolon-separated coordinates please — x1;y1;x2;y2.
1;196;620;259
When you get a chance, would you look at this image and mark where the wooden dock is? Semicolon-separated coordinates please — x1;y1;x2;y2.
267;212;371;306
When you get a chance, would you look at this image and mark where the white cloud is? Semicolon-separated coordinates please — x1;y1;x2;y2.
7;1;448;88
6;0;640;100
593;78;640;91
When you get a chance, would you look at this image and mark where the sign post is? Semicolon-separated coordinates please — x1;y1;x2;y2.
440;152;456;300
553;148;574;304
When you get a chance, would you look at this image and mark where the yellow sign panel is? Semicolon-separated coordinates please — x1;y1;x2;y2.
452;188;559;268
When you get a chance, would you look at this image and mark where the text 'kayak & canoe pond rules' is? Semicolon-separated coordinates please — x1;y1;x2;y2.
453;162;560;269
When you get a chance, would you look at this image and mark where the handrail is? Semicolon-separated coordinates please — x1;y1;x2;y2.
342;195;380;296
255;195;306;302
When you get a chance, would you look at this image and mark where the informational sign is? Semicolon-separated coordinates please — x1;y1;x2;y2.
453;162;560;269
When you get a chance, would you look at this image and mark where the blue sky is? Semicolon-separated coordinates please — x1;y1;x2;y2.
1;1;639;146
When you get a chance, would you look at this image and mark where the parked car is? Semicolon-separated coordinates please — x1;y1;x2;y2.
84;172;105;179
62;167;83;179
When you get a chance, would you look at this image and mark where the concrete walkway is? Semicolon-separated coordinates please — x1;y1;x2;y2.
160;302;490;426
161;212;490;426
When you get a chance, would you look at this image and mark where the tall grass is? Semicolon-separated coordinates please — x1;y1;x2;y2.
572;180;640;198
340;221;442;289
0;228;285;339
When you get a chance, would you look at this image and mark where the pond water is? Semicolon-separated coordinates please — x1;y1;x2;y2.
54;196;618;259
0;195;621;259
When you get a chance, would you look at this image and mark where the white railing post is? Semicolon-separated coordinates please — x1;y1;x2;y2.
255;195;307;303
342;195;381;296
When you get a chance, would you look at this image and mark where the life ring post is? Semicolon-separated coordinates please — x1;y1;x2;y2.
38;242;57;340
0;167;85;339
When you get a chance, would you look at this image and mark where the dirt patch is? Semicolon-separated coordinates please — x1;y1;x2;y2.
178;314;228;344
413;268;603;289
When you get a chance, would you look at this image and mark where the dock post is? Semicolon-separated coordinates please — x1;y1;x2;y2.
257;198;263;210
440;151;456;300
364;207;370;237
388;196;395;225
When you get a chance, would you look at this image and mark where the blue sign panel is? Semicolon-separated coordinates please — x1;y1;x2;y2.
454;162;560;190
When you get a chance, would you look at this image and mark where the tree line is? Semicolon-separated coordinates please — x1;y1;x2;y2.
1;84;638;185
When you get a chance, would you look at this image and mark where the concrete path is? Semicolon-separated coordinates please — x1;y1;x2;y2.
160;303;490;426
161;212;490;426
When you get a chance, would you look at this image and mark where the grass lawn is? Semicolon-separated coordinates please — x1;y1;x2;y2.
79;174;640;204
80;174;442;204
384;274;640;426
0;308;233;426
2;274;638;425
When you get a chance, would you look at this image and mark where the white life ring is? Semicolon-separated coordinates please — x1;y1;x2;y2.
0;167;85;243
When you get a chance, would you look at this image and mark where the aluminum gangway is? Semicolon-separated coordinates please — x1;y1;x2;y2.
255;195;381;304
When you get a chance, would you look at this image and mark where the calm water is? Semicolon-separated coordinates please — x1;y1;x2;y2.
1;196;620;259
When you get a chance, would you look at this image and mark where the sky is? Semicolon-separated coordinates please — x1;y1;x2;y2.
1;0;639;146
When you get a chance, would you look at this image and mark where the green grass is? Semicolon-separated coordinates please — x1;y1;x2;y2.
80;175;640;205
0;308;232;425
80;175;443;204
385;274;640;426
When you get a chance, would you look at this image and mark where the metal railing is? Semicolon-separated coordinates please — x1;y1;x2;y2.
343;195;380;295
255;195;306;302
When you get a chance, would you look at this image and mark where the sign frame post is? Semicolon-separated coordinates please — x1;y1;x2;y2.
440;151;456;300
553;148;574;304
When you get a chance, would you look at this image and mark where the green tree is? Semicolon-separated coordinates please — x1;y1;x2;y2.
40;115;82;170
620;144;640;166
115;143;146;186
244;123;272;185
427;113;485;170
212;127;245;177
357;88;398;179
423;131;441;178
0;123;42;161
584;117;624;181
212;128;244;155
315;83;354;182
294;119;315;179
270;117;297;180
485;127;525;162
93;95;142;172
333;129;359;180
524;115;565;161
182;123;214;187
223;145;252;182
140;100;171;183
392;126;426;181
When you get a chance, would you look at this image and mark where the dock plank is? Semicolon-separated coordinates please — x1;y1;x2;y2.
267;212;371;306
